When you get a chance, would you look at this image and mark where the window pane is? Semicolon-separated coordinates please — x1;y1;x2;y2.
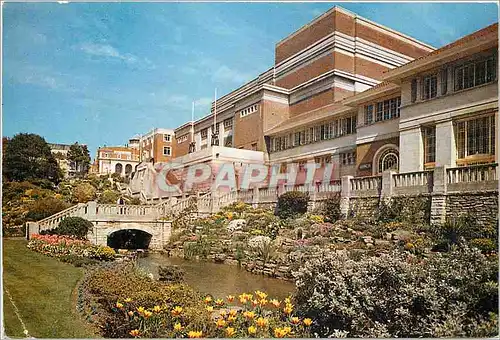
454;67;463;91
475;60;486;86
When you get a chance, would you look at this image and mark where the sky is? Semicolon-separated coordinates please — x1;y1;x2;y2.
3;2;498;159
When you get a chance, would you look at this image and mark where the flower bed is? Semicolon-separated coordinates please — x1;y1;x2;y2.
27;234;115;263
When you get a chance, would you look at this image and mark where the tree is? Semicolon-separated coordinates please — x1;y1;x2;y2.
73;182;97;203
67;142;91;177
3;133;62;183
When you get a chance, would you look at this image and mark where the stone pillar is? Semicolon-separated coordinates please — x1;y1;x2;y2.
399;128;423;172
340;175;353;218
435;121;456;168
309;184;317;211
430;166;447;226
381;170;396;202
26;222;39;240
87;201;97;220
331;153;341;180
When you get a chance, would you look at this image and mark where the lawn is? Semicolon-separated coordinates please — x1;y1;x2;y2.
2;238;97;338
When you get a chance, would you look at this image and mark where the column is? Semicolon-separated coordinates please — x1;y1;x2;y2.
331;153;341;180
435;120;456;168
340;175;353;218
430;166;448;226
399;128;423;172
381;170;396;202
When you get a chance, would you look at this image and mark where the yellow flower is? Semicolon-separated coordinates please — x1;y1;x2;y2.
284;297;291;304
243;311;255;320
259;298;268;306
239;296;248;304
227;295;235;303
303;318;313;327
171;306;183;316
124;297;132;303
143;310;153;318
228;309;238;317
174;323;183;332
219;310;227;318
129;329;140;337
225;327;235;337
227;315;236;323
274;328;286;338
251;299;259;307
127;311;134;317
291;317;300;325
283;304;293;315
255;290;268;300
153;305;161;313
215;298;224;306
216;319;226;328
248;325;257;335
206;306;214;312
188;331;202;338
270;299;280;308
283;326;292;335
205;296;213;304
116;302;124;309
256;317;269;328
136;306;145;314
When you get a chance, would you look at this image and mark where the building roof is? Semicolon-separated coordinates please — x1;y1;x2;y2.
265;102;354;136
341;82;401;106
383;23;498;82
98;146;138;153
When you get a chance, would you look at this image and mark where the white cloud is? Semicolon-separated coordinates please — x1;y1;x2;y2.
212;65;253;84
79;43;155;69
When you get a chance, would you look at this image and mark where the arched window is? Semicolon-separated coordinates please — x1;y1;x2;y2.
125;164;132;174
378;149;399;173
115;163;123;174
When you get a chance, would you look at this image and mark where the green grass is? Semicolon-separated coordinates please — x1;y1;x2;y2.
2;238;97;338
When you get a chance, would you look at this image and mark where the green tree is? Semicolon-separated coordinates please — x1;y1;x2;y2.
67;142;91;177
73;182;97;203
3;133;62;183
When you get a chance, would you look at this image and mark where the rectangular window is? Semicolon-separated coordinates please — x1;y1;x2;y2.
421;74;438;100
455;114;496;161
223;118;233;129
454;56;496;92
164;134;171;142
240;104;258;118
365;104;374;125
201;129;208;139
383;100;390;120
441;68;448;95
214;123;220;134
389;98;397;119
176;135;188;144
163;146;171;156
376;102;383;122
422;126;436;164
294;132;301;146
411;79;417;103
397;97;401;118
340;152;356;165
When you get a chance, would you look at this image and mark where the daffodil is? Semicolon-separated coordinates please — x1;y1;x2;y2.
303;318;313;326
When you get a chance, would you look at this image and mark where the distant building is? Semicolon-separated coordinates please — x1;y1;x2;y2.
96;144;140;177
139;128;175;163
48;143;87;178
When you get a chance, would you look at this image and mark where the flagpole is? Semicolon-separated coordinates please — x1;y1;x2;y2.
191;101;195;143
214;88;217;132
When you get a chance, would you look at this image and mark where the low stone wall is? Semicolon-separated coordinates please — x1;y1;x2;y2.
349;197;380;219
446;191;498;226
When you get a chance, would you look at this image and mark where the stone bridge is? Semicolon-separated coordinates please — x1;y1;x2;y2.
26;202;172;249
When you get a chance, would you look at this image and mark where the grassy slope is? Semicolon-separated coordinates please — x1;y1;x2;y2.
2;239;96;338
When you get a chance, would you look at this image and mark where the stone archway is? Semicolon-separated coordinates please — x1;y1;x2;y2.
107;229;153;249
115;163;123;174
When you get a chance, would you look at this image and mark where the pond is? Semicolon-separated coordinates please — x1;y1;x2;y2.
137;253;295;300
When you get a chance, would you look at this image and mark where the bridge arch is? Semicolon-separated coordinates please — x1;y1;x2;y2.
107;228;152;249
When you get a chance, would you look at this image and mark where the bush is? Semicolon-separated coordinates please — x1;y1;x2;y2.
376;196;431;225
275;191;309;219
54;217;93;239
59;255;100;267
98;189;121;204
317;194;342;222
26;197;71;221
294;246;498;338
73;182;96;203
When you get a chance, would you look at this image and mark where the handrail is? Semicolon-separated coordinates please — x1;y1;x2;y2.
38;203;86;226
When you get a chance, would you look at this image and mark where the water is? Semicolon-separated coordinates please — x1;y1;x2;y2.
137;253;295;300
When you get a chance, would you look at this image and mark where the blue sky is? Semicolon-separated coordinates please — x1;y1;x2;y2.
3;2;498;158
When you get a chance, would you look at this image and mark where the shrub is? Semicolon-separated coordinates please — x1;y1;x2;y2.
294;246;498;338
26;197;71;221
56;217;93;239
275;191;309;219
376;196;431;225
317;194;342;222
73;182;97;203
59;255;100;267
158;265;185;283
98;189;121;204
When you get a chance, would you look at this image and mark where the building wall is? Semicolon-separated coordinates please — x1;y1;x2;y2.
356;136;399;176
276;53;334;89
234;101;262;150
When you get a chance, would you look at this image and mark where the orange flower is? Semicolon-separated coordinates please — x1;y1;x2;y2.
251;299;258;307
206;306;214;312
171;306;183;316
225;327;235;337
205;296;213;304
215;298;224;306
259;299;268;306
228;309;238;317
116;302;124;309
216;319;226;328
127;311;134;317
152;305;161;313
303;318;312;326
243;311;255;320
143;310;153;318
129;329;140;337
274;328;286;338
227;315;236;323
291;317;300;325
227;295;235;303
256;317;269;328
270;299;280;308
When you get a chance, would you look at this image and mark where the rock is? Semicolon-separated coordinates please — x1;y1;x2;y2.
214;254;226;263
248;235;272;249
391;229;413;242
227;219;246;233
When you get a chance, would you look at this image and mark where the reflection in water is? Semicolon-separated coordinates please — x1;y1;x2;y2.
137;253;295;300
